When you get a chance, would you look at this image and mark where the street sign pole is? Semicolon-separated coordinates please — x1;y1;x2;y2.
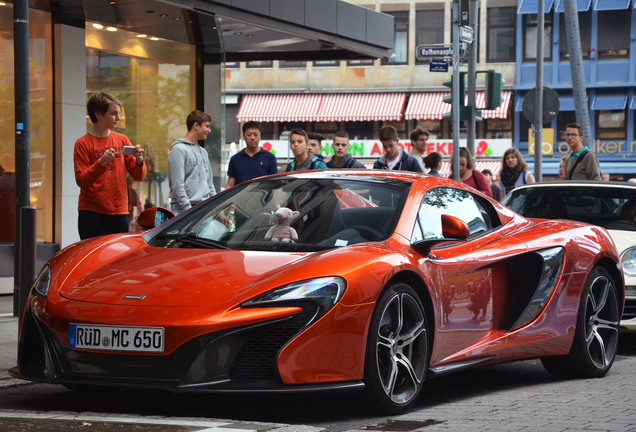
534;0;544;181
451;0;460;180
466;0;478;157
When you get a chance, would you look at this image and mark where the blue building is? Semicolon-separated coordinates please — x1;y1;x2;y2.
515;0;636;178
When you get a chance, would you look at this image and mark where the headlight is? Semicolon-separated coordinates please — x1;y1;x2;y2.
242;277;346;318
621;247;636;277
33;264;51;297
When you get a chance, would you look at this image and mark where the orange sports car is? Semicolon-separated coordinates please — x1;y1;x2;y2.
12;170;624;413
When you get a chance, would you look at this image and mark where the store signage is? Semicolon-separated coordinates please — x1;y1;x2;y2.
235;138;514;160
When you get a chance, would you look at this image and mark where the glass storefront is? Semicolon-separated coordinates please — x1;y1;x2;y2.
85;24;196;228
0;5;53;244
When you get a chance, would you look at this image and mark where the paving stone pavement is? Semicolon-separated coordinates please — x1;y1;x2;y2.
3;296;636;432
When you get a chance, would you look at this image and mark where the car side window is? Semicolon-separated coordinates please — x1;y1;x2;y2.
412;187;493;242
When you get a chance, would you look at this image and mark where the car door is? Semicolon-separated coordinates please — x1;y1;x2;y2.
412;186;529;365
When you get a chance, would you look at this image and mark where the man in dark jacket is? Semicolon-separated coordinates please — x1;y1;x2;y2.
326;130;366;169
373;125;422;172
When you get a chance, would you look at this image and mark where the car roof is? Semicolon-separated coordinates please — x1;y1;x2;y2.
510;180;636;191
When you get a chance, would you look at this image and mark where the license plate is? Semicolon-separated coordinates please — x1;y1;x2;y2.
69;324;164;353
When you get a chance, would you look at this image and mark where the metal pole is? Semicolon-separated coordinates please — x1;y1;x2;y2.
451;0;460;180
466;0;478;157
563;0;592;145
533;0;544;182
13;0;31;316
18;207;36;324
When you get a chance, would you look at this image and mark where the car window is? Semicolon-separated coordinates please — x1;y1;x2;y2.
503;186;636;231
412;187;495;242
149;177;411;251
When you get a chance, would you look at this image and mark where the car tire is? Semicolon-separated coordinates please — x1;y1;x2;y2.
364;282;429;413
541;266;620;378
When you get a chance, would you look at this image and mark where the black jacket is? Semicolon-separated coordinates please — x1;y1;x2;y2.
373;151;423;172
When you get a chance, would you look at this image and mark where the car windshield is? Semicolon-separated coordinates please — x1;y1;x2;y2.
503;186;636;231
149;176;410;251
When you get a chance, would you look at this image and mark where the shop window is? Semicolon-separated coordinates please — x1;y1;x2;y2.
347;59;374;66
86;26;196;215
556;112;577;140
598;10;630;59
345;121;374;140
415;9;444;64
485;118;512;139
487;7;515;62
559;12;591;60
279;60;306;68
314;60;339;67
246;60;272;68
382;11;408;65
415;120;441;140
522;14;552;62
596;110;626;139
0;6;53;243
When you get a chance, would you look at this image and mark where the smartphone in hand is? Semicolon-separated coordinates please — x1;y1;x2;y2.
123;146;136;155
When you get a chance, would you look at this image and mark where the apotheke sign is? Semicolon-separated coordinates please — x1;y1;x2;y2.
243;138;514;159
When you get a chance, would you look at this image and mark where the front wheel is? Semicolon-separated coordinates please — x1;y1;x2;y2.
364;282;429;413
542;267;620;378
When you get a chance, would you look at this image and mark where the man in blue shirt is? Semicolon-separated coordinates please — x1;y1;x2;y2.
225;121;278;188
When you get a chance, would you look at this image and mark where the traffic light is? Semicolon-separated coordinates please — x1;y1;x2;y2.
442;72;466;121
485;70;504;110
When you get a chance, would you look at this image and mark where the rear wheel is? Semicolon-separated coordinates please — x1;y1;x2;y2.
364;282;429;413
542;267;620;378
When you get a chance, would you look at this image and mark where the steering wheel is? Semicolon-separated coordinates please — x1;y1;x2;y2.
348;225;384;241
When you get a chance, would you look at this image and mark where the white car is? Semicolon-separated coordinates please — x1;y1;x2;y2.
502;181;636;333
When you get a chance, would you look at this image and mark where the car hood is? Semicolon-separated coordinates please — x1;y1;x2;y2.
56;242;310;307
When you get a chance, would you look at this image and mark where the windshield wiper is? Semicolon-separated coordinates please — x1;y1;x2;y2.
156;233;230;250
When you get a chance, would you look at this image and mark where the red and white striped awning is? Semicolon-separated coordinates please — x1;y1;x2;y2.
236;94;323;122
236;93;406;123
439;160;502;179
405;91;512;120
316;93;406;122
475;90;513;119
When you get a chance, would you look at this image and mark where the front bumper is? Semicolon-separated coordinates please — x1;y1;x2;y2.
11;300;362;393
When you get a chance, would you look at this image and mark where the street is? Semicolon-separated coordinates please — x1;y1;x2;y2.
1;294;636;431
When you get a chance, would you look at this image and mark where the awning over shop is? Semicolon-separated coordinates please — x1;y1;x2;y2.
438;160;503;179
475;91;513;119
515;93;577;111
405;91;512;120
237;93;406;123
591;93;628;110
519;0;555;13
316;93;407;122
555;0;593;12
594;0;631;10
236;94;323;122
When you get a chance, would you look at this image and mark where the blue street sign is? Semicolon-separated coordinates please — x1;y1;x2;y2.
430;60;448;72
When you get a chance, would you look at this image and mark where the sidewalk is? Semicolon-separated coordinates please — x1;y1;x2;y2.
0;312;20;385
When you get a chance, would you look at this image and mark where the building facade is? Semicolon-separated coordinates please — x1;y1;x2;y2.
0;0;391;292
226;0;636;178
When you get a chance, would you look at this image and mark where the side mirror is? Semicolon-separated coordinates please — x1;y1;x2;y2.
441;214;470;239
137;206;175;230
412;214;470;254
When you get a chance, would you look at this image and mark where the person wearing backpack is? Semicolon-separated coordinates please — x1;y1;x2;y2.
499;147;535;195
326;131;366;169
284;128;328;172
564;123;602;181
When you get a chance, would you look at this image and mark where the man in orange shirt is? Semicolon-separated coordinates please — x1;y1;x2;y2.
74;92;147;240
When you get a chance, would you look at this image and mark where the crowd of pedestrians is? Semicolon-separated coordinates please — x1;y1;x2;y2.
72;92;613;241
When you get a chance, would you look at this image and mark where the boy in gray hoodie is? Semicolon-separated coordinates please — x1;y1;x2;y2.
168;110;216;214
